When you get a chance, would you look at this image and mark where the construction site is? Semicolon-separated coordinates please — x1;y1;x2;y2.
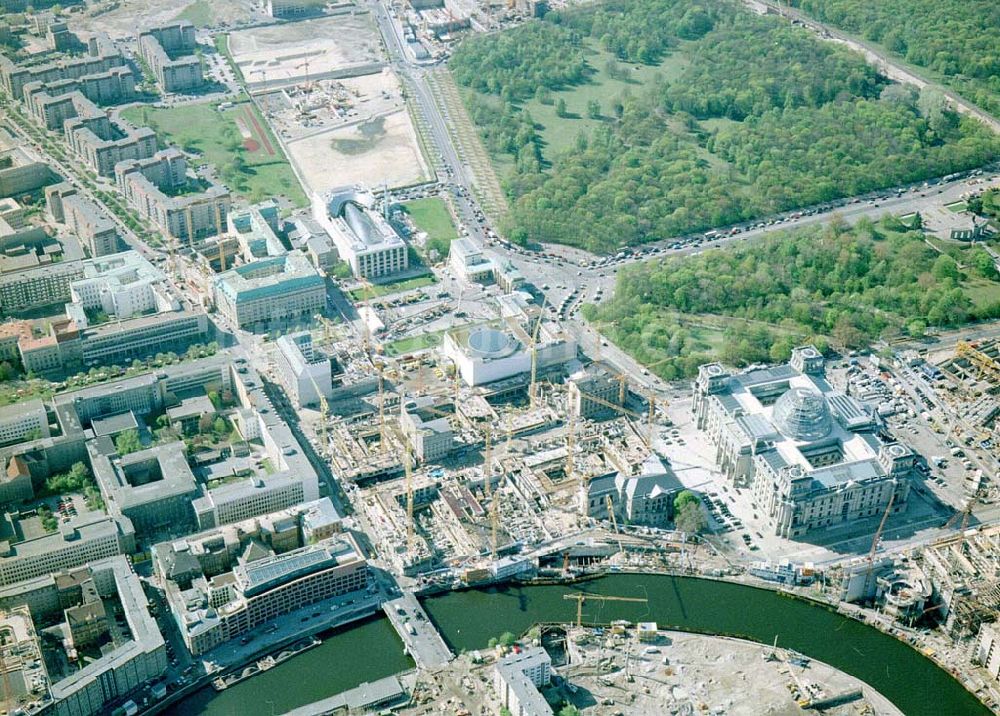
556;627;902;716
298;292;670;581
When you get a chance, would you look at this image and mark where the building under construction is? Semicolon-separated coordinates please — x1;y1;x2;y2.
919;523;1000;638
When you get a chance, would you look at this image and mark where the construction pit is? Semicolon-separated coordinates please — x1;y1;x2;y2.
554;627;903;716
228;13;385;87
308;323;673;583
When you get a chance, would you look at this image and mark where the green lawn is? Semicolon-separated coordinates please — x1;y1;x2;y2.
519;43;691;158
946;201;968;213
121;100;307;207
384;330;445;356
963;278;1000;310
173;0;215;26
348;275;437;301
403;197;459;259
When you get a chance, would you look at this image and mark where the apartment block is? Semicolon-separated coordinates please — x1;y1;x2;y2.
22;66;135;127
267;0;326;17
63;105;156;177
274;331;332;409
0;144;58;199
493;647;553;716
0;513;134;587
160;533;366;655
0;46;126;100
116;150;230;242
0;400;49;448
137;22;204;93
45;183;120;257
0;557;167;716
0;261;84;314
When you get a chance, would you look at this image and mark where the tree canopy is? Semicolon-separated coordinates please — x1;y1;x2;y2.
790;0;1000;116
585;219;1000;377
448;0;1000;253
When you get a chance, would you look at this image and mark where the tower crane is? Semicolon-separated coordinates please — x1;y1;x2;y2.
378;361;388;453
569;383;655;449
404;442;415;550
490;478;501;560
562;592;648;628
528;299;546;409
482;425;493;499
862;492;895;600
606;494;624;553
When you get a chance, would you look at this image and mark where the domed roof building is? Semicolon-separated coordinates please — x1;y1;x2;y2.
692;346;915;539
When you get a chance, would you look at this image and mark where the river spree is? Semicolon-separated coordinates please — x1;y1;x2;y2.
171;616;413;715
174;574;989;716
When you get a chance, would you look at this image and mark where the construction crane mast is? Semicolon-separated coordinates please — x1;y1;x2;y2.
562;592;648;628
862;492;895;599
606;494;624;553
528;299;546;409
571;384;654;449
378;362;387;453
405;444;415;550
482;425;493;499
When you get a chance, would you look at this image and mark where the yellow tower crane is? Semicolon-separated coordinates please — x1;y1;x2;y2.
528;299;546;409
378;362;388;454
404;443;415;550
606;494;624;553
571;384;654;449
482;425;493;499
862;492;896;600
562;592;648;628
491;480;501;560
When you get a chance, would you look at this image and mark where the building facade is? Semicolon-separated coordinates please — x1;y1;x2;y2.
214;252;325;329
693;346;913;539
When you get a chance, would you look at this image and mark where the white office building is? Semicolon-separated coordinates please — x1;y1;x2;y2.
449;237;494;283
493;646;553;716
312;188;408;279
274;331;332;409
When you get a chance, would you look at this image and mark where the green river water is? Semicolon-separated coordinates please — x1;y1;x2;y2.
172;574;989;715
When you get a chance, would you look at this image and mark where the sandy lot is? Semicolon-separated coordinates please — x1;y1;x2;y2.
286;108;429;192
228;13;384;85
75;0;254;38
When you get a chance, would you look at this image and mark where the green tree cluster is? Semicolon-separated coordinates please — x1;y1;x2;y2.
449;22;589;99
790;0;1000;116
115;429;142;456
589;220;1000;375
449;0;1000;253
44;462;92;495
557;0;717;62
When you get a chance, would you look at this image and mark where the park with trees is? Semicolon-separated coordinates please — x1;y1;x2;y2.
789;0;1000;117
448;0;1000;253
583;217;1000;378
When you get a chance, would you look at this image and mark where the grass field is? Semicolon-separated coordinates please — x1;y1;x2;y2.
122;100;307;207
347;275;437;301
964;278;1000;310
173;0;215;26
384;330;445;356
522;44;690;157
404;197;459;258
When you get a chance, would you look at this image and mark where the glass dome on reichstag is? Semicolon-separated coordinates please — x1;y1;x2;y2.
772;387;832;441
